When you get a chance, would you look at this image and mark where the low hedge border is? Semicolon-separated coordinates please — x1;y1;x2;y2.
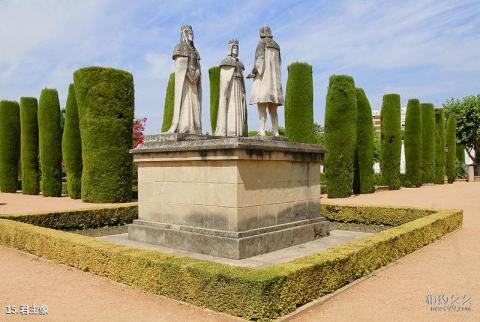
0;203;137;230
0;204;462;320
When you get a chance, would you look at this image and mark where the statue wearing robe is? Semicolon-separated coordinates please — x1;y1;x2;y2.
215;40;248;137
247;26;284;136
166;25;202;134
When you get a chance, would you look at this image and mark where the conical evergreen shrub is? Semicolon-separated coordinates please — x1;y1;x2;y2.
324;75;357;198
38;89;62;196
421;103;435;183
0;100;21;192
285;62;315;143
209;67;220;133
446;115;457;184
404;99;422;187
434;108;446;184
380;94;401;190
62;84;82;199
353;88;374;194
161;73;175;132
20;97;40;194
74;66;134;203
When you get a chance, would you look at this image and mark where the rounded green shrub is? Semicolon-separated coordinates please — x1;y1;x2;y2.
73;66;134;203
434;108;446;184
421;103;435;183
380;94;401;190
20;97;40;194
0;100;21;192
62;84;82;199
324;75;357;198
404;99;422;187
446;115;457;183
353;88;374;194
161;73;175;132
209;67;220;133
38;89;63;197
285;62;315;143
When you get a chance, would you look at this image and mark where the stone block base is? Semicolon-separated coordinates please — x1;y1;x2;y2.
128;218;330;259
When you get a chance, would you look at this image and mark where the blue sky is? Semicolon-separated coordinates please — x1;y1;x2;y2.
0;0;479;134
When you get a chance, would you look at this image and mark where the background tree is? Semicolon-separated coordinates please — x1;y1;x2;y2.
74;66;134;203
62;84;82;199
38;89;62;196
421;103;435;183
209;67;220;133
324;74;357;198
380;94;401;190
20;97;40;194
446;115;457;183
404;99;422;187
443;94;480;163
0;100;21;192
161;73;175;132
434;108;446;184
353;88;374;194
285;62;315;143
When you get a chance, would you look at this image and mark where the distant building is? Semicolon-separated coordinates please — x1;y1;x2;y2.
372;107;407;132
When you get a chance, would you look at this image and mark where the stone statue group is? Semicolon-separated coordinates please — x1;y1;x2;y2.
166;25;284;137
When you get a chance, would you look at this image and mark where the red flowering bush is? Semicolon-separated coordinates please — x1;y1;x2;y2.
132;117;147;148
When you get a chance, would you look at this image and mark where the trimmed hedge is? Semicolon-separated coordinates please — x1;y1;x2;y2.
421;103;435;183
161;72;175;132
62;84;82;199
404;99;422;187
38;89;63;196
446;115;457;183
353;88;374;194
0;100;21;192
380;94;401;190
209;67;220;133
434;108;446;184
20;97;40;195
0;204;137;230
285;62;315;143
74;66;134;203
324;75;357;198
0;204;462;320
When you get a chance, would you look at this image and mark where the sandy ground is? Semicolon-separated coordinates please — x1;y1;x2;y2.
0;192;136;214
287;182;479;322
0;183;478;321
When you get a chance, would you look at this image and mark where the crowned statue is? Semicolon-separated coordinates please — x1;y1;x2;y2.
247;25;284;136
166;25;202;134
214;40;248;137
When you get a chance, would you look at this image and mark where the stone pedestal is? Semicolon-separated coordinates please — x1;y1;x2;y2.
128;135;329;259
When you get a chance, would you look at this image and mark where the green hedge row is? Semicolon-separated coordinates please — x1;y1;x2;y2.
446;115;457;183
0;100;21;192
421;103;435;183
404;99;422;187
161;72;175;132
0;204;462;320
380;94;401;190
0;204;137;230
208;67;220;133
434;108;446;184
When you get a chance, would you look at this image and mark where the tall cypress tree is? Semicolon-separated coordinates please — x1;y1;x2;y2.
446;115;457;184
161;73;175;132
20;97;40;194
434;108;446;184
74;66;134;202
380;94;401;190
0;100;21;192
353;88;374;194
404;99;422;187
62;84;82;199
209;67;220;133
421;103;435;183
285;62;315;143
38;89;62;196
324;75;357;198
